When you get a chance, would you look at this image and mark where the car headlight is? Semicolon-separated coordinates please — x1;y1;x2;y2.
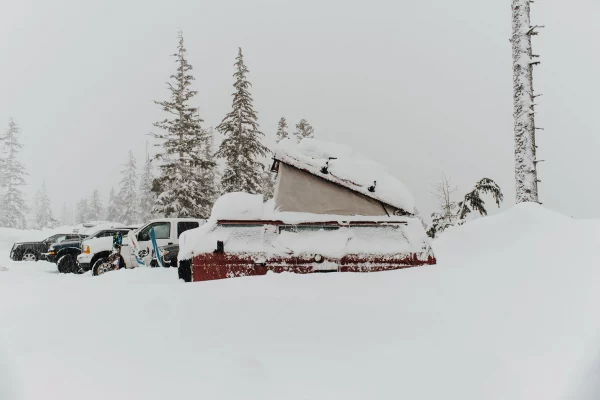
83;246;90;254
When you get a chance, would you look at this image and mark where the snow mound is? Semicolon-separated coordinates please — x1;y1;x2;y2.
210;192;265;220
275;138;415;213
3;204;600;399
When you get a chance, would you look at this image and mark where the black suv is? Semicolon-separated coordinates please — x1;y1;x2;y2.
10;233;86;262
46;238;86;273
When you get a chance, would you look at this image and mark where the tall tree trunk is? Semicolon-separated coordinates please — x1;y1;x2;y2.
512;0;539;203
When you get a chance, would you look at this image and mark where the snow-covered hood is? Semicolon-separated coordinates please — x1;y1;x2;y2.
82;235;131;252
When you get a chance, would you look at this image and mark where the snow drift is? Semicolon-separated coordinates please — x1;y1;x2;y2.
1;203;600;399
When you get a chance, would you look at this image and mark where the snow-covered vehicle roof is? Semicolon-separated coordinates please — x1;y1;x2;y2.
180;194;431;258
274;138;415;215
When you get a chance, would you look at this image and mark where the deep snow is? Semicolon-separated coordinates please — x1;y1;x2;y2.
1;203;600;399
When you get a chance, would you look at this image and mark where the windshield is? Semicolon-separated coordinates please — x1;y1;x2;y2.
44;235;67;244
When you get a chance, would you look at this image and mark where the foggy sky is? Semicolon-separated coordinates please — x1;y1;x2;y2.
1;0;599;222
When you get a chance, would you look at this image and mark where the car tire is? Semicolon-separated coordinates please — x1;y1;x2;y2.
92;256;123;276
178;259;191;282
21;251;37;262
165;256;177;268
92;257;109;276
57;254;77;274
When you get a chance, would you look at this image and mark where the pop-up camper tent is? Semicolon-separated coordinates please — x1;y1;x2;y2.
179;139;435;282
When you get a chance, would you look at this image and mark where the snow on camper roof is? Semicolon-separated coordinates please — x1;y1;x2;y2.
274;138;415;214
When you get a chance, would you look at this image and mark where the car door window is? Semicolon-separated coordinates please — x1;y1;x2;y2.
177;222;199;238
153;222;171;239
45;235;61;243
54;235;68;244
138;222;171;241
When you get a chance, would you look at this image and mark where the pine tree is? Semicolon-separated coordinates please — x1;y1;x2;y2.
152;32;217;218
116;150;139;225
89;189;103;221
261;166;276;200
427;177;503;239
75;198;90;224
138;154;157;222
34;181;58;229
216;47;269;195
197;127;218;204
0;119;28;228
60;202;71;226
294;119;314;143
105;188;119;222
456;178;503;220
276;117;289;143
512;0;540;203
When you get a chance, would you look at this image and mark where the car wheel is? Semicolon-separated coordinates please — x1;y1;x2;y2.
92;258;110;276
92;256;122;276
178;259;191;282
21;251;37;262
57;254;77;274
165;256;177;268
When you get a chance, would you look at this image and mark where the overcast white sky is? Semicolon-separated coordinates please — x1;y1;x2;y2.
1;0;599;221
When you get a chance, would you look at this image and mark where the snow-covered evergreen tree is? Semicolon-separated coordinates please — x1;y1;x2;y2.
60;202;71;226
152;32;217;218
75;198;89;224
216;47;268;195
116;150;139;225
261;168;275;199
197;127;218;204
427;178;503;239
138;154;157;222
294;119;314;143
276;117;289;143
512;0;539;203
105;188;119;222
0;119;28;228
89;189;103;221
33;181;56;229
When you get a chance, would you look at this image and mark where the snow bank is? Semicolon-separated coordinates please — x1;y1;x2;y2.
2;204;600;399
275;138;415;213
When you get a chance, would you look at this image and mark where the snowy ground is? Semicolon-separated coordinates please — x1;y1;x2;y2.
1;204;600;399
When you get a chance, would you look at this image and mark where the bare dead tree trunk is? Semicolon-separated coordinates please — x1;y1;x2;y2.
431;173;457;224
512;0;539;203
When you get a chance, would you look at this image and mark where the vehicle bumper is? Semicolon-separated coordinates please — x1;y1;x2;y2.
77;253;92;264
190;252;436;282
78;262;91;272
43;253;58;263
9;245;18;261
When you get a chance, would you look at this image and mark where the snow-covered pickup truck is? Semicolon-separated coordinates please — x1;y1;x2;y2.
76;227;138;273
77;218;204;275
